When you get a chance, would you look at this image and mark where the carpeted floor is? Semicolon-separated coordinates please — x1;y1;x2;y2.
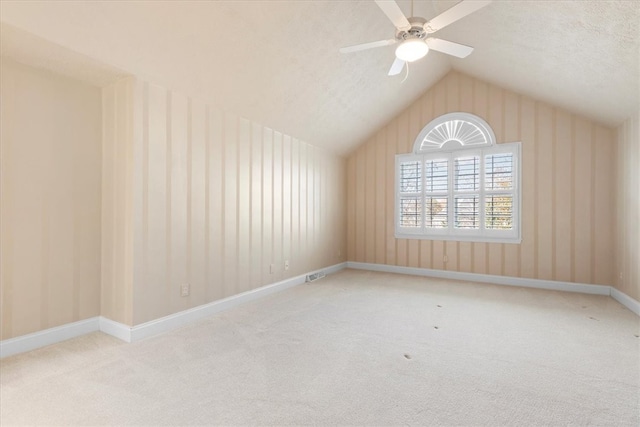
1;269;639;426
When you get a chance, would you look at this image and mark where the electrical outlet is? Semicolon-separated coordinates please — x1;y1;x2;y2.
180;283;190;297
285;260;289;270
443;255;449;263
270;263;275;274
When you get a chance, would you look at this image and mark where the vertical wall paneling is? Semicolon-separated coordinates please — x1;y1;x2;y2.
170;92;188;313
281;136;291;277
307;144;314;267
573;118;593;284
554;111;572;282
0;73;342;332
315;147;322;265
237;119;252;291
355;147;366;262
375;132;386;264
396;111;410;266
593;127;614;286
346;71;616;288
365;140;376;263
536;104;554;280
298;142;307;268
615;114;639;300
419;89;435;269
408;100;422;268
208;108;224;301
487;84;504;276
385;122;397;265
98;79;347;326
261;128;273;285
251;123;264;289
103;78;135;325
519;97;536;279
503;90;521;278
132;80;146;320
307;144;314;269
144;83;168;321
223;113;238;296
101;84;115;322
290;139;299;277
190;99;207;305
272;132;283;280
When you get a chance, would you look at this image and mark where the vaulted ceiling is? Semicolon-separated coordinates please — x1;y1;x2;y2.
1;1;638;155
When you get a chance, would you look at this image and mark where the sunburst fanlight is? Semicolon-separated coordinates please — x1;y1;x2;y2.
414;113;495;153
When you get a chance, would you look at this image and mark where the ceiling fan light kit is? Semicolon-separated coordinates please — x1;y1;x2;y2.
340;0;491;77
395;39;429;62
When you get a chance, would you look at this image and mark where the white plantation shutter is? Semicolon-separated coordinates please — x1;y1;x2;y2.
454;155;480;230
398;160;421;229
484;152;514;231
424;159;448;229
396;142;520;243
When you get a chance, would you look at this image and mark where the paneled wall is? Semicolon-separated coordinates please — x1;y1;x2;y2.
1;60;102;339
347;71;616;286
103;78;347;326
616;114;640;300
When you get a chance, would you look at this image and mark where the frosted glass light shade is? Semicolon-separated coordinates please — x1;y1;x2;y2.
395;39;429;62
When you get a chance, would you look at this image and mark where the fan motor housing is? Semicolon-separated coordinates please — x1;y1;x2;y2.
395;17;428;41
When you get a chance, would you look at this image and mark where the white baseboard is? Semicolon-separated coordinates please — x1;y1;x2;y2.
99;317;132;343
346;261;611;295
5;260;632;358
120;262;347;342
0;317;100;359
346;261;640;316
610;287;640;316
1;262;348;357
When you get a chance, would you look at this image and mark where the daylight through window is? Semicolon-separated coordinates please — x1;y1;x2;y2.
396;113;521;243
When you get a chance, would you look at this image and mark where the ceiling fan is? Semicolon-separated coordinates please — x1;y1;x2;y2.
340;0;492;76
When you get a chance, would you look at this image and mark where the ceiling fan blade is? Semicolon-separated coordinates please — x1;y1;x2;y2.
374;0;411;30
388;57;406;76
339;38;397;54
426;38;474;58
424;0;492;33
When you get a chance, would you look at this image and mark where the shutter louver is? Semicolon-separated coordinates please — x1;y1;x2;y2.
485;195;513;230
399;161;422;228
425;159;448;229
485;153;514;230
454;156;480;229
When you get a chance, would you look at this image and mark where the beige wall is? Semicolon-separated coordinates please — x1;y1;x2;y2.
101;78;135;325
347;71;616;286
615;114;640;300
0;59;102;339
2;61;630;341
103;78;347;326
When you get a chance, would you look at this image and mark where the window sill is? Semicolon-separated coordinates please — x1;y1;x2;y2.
395;233;522;244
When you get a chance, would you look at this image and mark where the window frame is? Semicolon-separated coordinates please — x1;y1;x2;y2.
395;113;521;244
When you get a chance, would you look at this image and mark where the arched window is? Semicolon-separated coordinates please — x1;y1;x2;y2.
396;113;521;243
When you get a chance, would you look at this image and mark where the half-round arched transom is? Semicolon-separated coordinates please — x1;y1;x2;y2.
413;112;495;153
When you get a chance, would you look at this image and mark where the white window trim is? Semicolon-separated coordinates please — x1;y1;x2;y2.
395;113;521;244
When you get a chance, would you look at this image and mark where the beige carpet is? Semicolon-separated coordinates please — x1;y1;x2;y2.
1;269;639;426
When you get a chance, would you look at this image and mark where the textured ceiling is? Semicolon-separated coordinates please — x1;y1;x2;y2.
1;1;638;155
